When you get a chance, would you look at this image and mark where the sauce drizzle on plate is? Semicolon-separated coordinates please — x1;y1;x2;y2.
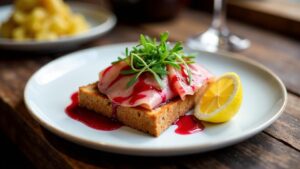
65;92;122;131
174;115;205;135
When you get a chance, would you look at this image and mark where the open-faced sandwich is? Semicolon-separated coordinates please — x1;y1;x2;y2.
78;32;215;136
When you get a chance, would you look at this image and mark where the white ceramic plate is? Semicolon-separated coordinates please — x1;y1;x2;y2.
0;2;116;51
24;43;287;156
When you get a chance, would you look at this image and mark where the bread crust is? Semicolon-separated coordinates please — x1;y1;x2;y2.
78;82;202;136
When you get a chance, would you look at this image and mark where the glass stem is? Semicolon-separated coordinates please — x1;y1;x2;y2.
211;0;228;34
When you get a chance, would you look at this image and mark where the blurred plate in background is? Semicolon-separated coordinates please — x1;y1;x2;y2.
0;2;116;52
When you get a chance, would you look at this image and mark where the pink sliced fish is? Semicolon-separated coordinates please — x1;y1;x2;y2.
98;61;214;110
168;63;214;100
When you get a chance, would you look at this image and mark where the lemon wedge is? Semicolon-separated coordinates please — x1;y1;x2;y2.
194;72;243;123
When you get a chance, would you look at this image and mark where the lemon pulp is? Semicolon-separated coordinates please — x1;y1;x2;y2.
194;72;243;123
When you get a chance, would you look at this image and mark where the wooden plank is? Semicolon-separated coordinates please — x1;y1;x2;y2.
0;101;73;169
228;0;300;22
141;10;300;95
264;94;300;150
192;0;300;38
0;131;34;169
42;131;300;169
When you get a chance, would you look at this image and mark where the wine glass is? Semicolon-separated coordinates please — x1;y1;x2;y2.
186;0;250;52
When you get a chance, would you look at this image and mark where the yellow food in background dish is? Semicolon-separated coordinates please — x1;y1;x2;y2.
0;0;89;41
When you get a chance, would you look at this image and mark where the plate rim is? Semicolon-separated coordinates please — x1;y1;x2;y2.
24;43;288;156
0;2;117;46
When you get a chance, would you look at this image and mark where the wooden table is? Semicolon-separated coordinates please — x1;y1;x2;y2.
1;9;300;169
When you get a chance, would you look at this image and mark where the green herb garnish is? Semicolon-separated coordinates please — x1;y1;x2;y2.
112;32;195;88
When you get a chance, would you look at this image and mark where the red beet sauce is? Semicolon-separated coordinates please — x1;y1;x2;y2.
174;115;205;135
65;92;122;131
65;92;205;135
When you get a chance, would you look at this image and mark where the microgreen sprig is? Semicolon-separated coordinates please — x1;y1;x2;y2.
112;32;195;88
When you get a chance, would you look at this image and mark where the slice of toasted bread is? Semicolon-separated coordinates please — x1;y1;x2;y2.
78;82;203;136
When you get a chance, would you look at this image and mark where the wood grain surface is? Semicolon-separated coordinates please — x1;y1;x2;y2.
0;9;299;169
193;0;300;38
